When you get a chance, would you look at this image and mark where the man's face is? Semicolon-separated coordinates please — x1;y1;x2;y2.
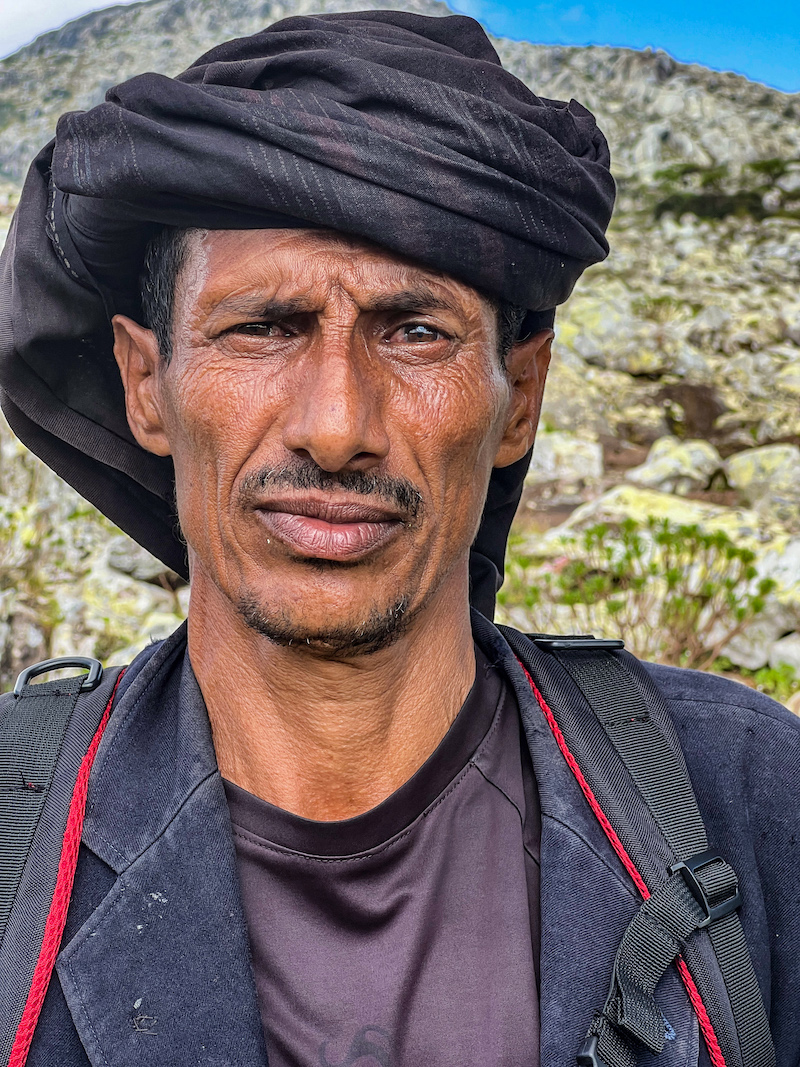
114;229;550;655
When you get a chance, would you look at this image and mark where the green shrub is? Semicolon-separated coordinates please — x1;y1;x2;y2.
500;517;777;670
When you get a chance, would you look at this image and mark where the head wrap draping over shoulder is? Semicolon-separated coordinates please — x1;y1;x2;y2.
0;9;615;618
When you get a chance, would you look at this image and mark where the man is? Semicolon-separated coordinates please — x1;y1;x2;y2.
0;10;798;1067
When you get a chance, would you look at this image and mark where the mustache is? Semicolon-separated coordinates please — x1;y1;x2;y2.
239;460;423;522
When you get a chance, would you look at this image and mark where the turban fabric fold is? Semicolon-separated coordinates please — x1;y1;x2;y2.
0;10;615;617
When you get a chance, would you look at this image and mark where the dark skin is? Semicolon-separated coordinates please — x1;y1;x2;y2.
112;229;552;820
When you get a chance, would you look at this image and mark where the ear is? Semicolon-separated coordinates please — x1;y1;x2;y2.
111;314;172;457
493;329;553;469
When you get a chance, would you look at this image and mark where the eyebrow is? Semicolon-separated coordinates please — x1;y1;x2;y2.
212;284;461;320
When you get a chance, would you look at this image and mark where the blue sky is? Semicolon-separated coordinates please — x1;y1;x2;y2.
451;0;800;92
1;0;798;93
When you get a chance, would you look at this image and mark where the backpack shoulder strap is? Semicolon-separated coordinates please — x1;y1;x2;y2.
498;626;774;1067
0;657;125;1067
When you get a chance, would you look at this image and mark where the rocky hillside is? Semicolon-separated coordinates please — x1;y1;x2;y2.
2;0;800;699
1;0;799;189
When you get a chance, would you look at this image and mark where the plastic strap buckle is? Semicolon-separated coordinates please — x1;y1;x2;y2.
669;849;742;929
14;657;104;697
576;1035;610;1067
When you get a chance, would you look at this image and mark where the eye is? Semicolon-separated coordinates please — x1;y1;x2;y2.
232;322;293;337
394;323;445;343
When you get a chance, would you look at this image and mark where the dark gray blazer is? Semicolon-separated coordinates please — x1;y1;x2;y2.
24;616;800;1067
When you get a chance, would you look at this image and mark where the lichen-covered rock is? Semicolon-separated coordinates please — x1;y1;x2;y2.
726;444;800;527
528;485;780;558
526;431;603;489
625;436;722;495
538;357;614;438
0;414;187;690
727;444;800;498
775;363;800;396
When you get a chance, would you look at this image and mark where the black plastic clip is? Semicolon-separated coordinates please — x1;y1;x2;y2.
669;849;742;929
576;1035;610;1067
14;657;104;697
533;637;625;652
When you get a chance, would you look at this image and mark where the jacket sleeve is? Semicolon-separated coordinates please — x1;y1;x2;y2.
646;663;800;1066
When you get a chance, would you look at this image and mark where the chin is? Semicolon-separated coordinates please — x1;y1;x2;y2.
236;593;411;657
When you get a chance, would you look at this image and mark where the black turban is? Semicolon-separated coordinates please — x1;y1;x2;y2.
0;10;615;618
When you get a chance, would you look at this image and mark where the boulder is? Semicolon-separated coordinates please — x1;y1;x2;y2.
106;534;179;585
715;608;790;671
725;443;800;527
625;436;722;495
529;485;780;558
526;432;603;489
539;357;614;437
768;632;800;676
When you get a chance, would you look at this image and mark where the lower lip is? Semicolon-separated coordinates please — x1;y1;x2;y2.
256;510;401;560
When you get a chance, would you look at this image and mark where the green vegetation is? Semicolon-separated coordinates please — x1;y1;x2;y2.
710;657;797;702
652;158;800;222
500;518;779;673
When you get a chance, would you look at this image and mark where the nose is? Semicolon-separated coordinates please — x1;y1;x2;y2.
281;335;390;472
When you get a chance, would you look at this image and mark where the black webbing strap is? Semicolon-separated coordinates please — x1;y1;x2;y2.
0;658;120;1067
580;858;743;1067
499;627;775;1067
0;675;84;939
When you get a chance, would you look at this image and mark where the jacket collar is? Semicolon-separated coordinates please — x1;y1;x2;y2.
56;624;269;1066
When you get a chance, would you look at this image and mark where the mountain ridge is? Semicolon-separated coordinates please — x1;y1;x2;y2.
1;0;799;191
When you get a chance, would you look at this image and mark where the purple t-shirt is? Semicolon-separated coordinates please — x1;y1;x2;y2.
224;646;540;1067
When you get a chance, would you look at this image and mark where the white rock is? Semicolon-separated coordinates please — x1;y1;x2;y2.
526;432;603;488
526;485;783;561
726;444;800;527
625;436;722;495
768;633;800;676
106;535;174;583
715;608;791;671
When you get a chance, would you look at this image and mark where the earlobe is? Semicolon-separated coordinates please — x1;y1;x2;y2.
111;314;172;457
493;329;553;469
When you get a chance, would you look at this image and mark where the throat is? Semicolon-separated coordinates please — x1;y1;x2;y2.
189;591;477;821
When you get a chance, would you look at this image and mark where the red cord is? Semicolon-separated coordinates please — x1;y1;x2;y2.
8;671;124;1067
516;656;728;1067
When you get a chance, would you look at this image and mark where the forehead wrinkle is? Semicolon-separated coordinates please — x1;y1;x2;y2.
211;294;315;319
197;285;468;329
186;232;486;327
361;285;462;316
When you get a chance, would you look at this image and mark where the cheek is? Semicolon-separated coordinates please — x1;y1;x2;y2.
391;361;507;513
166;358;277;456
161;357;286;522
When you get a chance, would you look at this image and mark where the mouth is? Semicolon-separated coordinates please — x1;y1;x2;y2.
254;496;407;561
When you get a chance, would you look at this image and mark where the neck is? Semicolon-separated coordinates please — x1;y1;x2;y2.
187;573;476;821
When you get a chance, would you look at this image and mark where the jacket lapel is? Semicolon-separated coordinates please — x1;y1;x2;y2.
55;627;269;1067
473;614;701;1067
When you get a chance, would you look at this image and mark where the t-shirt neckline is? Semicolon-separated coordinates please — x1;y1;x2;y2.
223;644;504;857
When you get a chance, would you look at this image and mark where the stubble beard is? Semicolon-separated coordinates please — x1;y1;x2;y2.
236;592;412;657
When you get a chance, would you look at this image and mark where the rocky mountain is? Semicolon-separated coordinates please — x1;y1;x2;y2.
0;0;799;190
2;0;800;699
